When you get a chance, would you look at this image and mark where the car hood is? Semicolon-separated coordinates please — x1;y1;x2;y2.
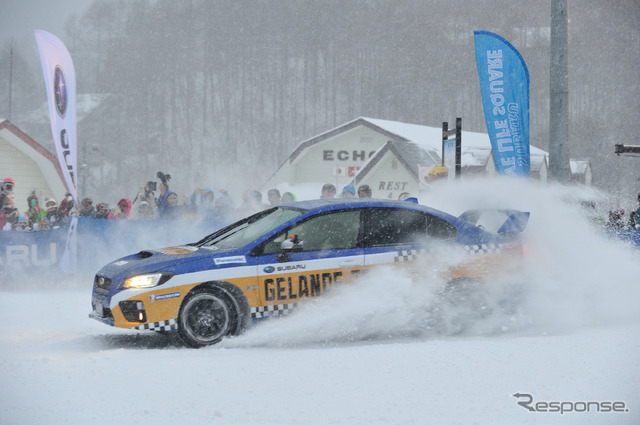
96;244;242;279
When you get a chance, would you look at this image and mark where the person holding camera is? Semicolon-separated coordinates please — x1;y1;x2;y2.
157;182;171;218
156;172;175;219
43;197;69;228
132;181;158;218
94;203;112;219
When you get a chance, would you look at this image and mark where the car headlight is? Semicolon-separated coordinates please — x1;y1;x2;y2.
123;272;173;289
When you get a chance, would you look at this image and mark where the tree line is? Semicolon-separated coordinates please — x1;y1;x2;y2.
1;0;638;202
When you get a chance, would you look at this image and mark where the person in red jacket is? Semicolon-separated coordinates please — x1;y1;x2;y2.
113;198;132;219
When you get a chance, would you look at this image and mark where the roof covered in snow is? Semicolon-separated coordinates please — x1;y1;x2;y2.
290;116;549;165
362;117;548;157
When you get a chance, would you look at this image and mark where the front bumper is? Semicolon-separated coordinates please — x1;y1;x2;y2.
89;293;115;326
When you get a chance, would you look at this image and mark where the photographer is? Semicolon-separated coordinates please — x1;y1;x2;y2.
94;203;111;219
43;197;69;227
132;180;158;219
156;172;174;219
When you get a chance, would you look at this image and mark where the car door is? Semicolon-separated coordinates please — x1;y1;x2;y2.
254;209;365;314
361;207;457;268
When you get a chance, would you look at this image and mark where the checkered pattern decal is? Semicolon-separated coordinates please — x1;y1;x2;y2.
251;303;298;319
135;319;178;332
393;249;427;262
393;244;502;262
463;243;502;255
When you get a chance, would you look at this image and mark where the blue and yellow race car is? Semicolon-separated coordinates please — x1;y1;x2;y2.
90;198;529;347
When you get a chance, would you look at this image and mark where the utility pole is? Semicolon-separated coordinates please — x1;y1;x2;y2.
8;42;13;121
549;0;571;182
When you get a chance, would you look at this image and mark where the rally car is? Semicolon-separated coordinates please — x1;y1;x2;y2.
90;198;529;347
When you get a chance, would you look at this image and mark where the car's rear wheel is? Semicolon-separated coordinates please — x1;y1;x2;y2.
178;287;236;348
436;278;492;335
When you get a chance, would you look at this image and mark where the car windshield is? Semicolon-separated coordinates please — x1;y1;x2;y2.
194;207;305;250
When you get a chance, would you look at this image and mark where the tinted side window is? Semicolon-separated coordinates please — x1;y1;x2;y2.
362;208;457;247
262;210;361;254
362;208;425;247
426;214;458;240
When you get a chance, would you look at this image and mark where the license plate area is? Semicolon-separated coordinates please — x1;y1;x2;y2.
93;299;104;317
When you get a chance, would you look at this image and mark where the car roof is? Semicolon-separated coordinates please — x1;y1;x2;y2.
283;197;453;219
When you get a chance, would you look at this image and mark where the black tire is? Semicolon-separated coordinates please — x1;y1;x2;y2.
178;286;237;348
442;278;488;307
436;278;492;335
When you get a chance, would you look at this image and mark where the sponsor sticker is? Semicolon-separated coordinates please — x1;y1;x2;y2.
156;246;198;255
264;264;306;273
277;264;306;272
150;292;181;302
54;66;67;118
214;256;247;265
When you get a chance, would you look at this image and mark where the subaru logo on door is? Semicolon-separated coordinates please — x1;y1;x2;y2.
263;266;275;273
54;66;67;118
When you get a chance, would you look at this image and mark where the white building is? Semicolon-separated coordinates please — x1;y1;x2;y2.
262;117;573;200
0;119;68;213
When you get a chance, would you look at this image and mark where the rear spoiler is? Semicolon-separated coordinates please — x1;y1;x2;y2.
458;209;530;235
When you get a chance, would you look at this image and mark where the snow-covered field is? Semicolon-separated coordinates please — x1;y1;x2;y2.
1;179;639;425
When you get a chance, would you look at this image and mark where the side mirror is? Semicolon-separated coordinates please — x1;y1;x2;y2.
276;235;303;262
280;239;295;251
282;235;304;252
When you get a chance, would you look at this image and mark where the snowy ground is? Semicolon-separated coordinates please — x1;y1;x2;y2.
1;179;639;425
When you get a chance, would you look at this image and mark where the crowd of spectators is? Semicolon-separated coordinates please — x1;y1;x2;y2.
0;175;387;232
5;174;640;233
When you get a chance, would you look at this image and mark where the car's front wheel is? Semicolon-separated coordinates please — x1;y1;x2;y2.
178;287;236;348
